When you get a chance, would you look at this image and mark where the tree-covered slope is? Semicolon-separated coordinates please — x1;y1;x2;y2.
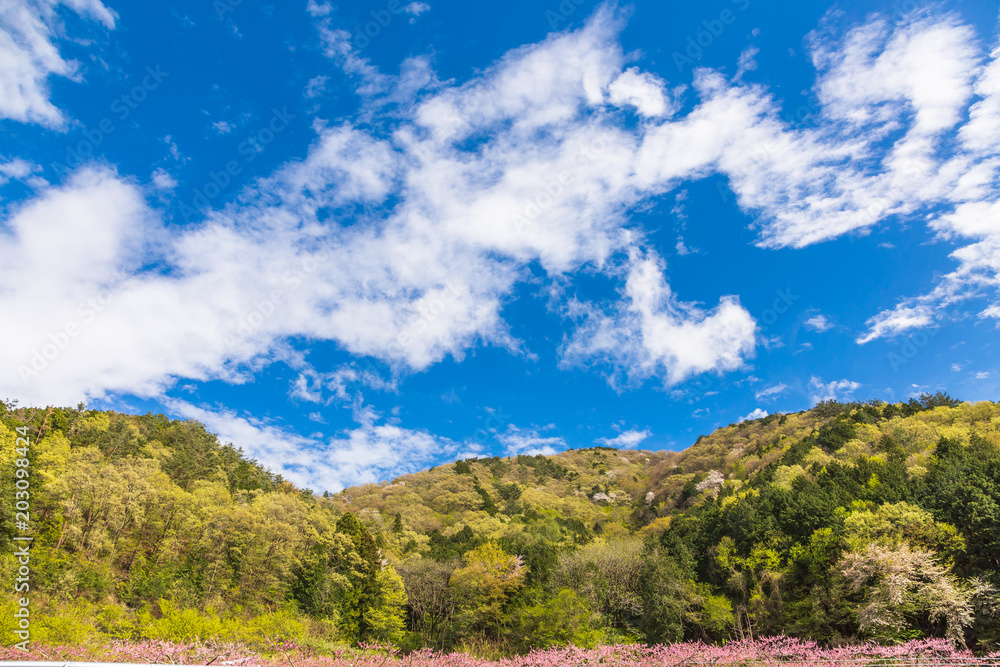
1;394;999;654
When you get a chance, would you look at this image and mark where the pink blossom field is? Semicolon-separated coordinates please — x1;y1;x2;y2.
2;638;999;667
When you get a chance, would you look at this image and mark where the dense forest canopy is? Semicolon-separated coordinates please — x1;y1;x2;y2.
1;393;999;654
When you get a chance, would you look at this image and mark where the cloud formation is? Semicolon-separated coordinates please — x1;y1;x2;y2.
598;428;651;449
3;6;765;406
805;314;833;333
169;399;458;492
739;408;768;423
498;425;566;457
3;4;1000;486
0;0;116;127
809;376;862;404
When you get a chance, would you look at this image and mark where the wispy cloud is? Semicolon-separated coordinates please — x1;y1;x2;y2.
755;383;788;401
598;428;650;449
809;376;861;403
403;2;430;16
804;314;833;333
857;305;936;344
498;425;566;457
562;250;757;387
0;0;117;127
168;398;459;492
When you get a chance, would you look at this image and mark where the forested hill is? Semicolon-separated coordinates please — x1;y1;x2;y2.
2;394;1000;654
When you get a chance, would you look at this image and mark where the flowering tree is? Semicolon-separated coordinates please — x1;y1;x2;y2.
840;543;973;644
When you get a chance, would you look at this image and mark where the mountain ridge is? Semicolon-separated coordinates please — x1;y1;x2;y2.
2;393;999;653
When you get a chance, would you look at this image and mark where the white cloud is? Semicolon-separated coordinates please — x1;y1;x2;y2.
754;383;787;401
0;0;116;127
5;5;1000;419
403;2;430;16
1;168;162;404
805;19;1000;341
739;408;768;423
290;363;395;405
598;428;650;449
607;67;673;117
304;75;328;99
960;42;1000;154
811;15;976;138
0;157;37;185
804;314;833;333
163;135;183;161
212;120;234;135
150;168;177;190
982;304;1000;320
306;1;332;17
563;251;757;387
809;376;861;403
735;46;759;81
975;371;990;380
168;399;458;492
316;26;389;96
857;305;935;344
498;425;565;457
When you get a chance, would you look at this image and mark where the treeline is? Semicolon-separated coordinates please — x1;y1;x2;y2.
0;395;999;654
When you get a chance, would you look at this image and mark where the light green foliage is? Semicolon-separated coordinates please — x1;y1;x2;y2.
555;539;644;628
450;541;527;636
0;423;17;468
513;588;602;649
3;396;1000;654
699;590;736;637
95;603;137;640
33;601;100;646
363;566;408;644
843;501;965;559
773;465;805;490
139;600;224;642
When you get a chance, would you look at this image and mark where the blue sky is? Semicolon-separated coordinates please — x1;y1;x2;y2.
2;0;999;492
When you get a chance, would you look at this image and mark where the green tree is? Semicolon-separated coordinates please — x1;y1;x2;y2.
363;566;408;644
450;541;527;638
512;588;602;650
